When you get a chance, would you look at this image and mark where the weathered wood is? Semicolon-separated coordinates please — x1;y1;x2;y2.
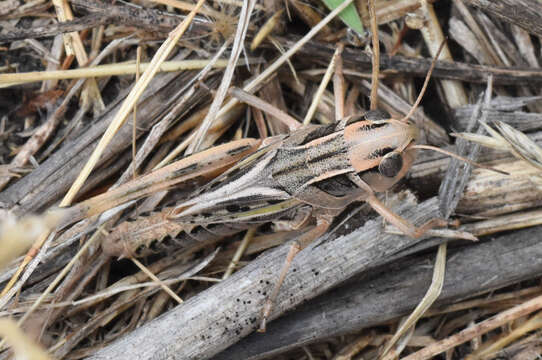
454;110;542;133
410;118;542;218
412;155;542;217
289;39;542;85
438;94;481;218
0;14;118;43
214;224;542;360
463;0;542;38
87;197;440;360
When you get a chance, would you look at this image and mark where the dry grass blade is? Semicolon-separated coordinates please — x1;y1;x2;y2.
61;0;206;207
223;227;256;279
492;120;542;171
456;120;542;171
303;46;340;125
467;311;542;359
71;249;218;309
250;9;284;51
188;0;256;153
381;243;447;357
151;0;235;18
0;59;243;87
451;132;504;150
131;258;183;304
461;208;542;237
403;293;542;360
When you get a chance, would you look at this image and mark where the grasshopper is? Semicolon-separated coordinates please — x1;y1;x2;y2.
102;109;437;329
101;108;426;255
101;63;451;333
99;42;502;332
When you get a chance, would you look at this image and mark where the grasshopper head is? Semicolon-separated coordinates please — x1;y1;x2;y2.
343;111;420;193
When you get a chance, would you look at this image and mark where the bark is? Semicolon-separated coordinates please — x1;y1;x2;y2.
87;197;441;360
215;224;542;359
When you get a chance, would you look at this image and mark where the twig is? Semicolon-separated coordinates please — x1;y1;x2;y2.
288;40;542;85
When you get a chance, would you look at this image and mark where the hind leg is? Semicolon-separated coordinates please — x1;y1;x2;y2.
259;216;331;332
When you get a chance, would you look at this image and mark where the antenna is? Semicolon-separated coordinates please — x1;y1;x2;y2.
369;0;380;110
412;144;509;175
401;39;446;122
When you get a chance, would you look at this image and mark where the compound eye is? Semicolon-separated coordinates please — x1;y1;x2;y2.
378;152;403;178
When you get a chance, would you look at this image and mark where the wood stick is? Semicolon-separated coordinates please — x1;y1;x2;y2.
215;224;542;360
86;197;440;360
287;39;542;85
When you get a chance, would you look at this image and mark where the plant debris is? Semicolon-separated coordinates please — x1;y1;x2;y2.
1;1;542;359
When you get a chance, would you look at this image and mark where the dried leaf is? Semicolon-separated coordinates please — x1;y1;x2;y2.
493;120;542;171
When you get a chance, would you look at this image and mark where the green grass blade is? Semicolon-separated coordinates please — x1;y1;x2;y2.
321;0;365;35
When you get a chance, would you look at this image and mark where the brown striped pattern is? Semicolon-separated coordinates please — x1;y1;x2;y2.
271;132;351;194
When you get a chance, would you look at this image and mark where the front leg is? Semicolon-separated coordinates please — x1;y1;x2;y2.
347;173;447;238
366;194;447;238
